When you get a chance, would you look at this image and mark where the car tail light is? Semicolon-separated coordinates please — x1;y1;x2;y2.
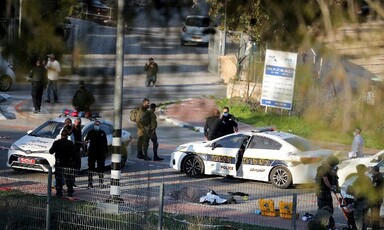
182;26;187;32
300;157;322;165
70;111;78;117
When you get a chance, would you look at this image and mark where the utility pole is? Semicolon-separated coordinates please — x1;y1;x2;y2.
222;0;227;55
109;0;125;203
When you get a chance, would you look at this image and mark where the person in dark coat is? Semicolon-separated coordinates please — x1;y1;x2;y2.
85;120;108;188
49;130;75;197
315;155;339;214
28;58;47;113
204;108;223;140
220;106;238;136
72;80;95;112
144;57;158;87
370;165;383;230
148;103;163;161
71;117;83;171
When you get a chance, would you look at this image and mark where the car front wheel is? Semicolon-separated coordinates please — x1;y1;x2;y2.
0;75;12;91
270;166;292;189
183;155;204;178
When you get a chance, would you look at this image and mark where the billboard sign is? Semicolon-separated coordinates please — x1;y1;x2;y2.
260;49;298;110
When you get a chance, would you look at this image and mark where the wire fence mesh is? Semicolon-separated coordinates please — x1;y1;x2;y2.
0;152;354;230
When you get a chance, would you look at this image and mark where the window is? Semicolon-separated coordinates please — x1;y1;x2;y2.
248;136;282;150
284;136;320;151
29;121;64;139
212;134;249;149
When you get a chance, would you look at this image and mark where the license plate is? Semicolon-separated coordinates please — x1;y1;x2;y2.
19;157;35;165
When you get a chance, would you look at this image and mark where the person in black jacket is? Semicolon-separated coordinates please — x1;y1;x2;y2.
85;120;108;188
204;108;223;141
28;58;47;113
220;107;238;136
49;130;75;197
72;80;95;112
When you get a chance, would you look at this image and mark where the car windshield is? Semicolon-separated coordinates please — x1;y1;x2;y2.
29;121;65;139
284;136;320;151
186;17;210;27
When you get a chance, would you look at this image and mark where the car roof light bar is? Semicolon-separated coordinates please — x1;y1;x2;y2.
60;109;101;119
251;126;275;133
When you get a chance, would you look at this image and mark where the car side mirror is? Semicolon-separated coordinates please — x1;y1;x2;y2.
211;142;217;150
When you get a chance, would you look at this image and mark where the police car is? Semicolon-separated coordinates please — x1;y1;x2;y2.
7;110;132;172
170;127;335;189
337;150;384;187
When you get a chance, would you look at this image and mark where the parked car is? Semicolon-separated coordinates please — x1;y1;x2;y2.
0;54;15;91
170;127;335;189
81;0;112;23
180;15;212;46
337;150;384;187
7;110;132;172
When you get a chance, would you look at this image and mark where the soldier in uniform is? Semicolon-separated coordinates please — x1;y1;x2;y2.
149;103;163;161
136;98;152;160
49;130;75;197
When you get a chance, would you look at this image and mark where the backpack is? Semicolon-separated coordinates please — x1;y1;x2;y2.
130;108;139;122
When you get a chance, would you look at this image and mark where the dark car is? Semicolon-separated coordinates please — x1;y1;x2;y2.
0;54;16;91
81;0;112;22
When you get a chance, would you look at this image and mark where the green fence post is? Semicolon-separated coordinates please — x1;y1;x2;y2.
46;166;52;230
292;193;297;230
158;183;164;230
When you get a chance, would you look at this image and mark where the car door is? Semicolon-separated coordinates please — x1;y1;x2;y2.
241;135;283;182
206;134;249;177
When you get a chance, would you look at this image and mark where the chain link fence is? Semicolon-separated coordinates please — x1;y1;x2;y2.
0;148;353;229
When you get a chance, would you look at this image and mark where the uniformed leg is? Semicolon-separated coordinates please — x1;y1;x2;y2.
96;157;105;185
55;166;63;196
151;132;163;161
31;85;39;111
64;167;74;196
142;134;151;161
137;135;144;159
88;155;96;188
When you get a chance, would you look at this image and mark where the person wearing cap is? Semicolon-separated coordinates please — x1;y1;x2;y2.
45;53;61;103
148;103;163;161
49;130;75;197
369;165;383;229
349;128;364;158
315;155;340;214
347;164;373;230
72;80;95;112
27;57;47;113
144;57;158;87
85;120;108;188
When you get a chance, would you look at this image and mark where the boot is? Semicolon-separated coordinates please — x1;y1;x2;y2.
153;151;163;161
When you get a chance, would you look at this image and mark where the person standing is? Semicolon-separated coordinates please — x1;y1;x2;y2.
347;164;373;230
144;57;158;87
71;117;84;187
148;103;163;161
315;155;339;214
220;106;238;136
28;57;47;113
136;98;152;160
72;80;95;112
370;165;383;230
85;120;108;188
349;128;364;158
204;108;223;141
49;130;75;197
45;53;61;103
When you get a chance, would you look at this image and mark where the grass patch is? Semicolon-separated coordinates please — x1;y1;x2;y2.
216;98;384;150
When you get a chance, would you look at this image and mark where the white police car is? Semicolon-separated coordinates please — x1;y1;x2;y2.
170;127;335;189
337;149;384;187
7;110;132;172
